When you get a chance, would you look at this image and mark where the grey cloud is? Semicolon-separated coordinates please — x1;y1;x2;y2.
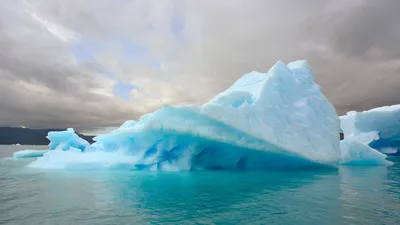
0;0;399;132
304;0;400;113
329;0;400;61
0;0;141;130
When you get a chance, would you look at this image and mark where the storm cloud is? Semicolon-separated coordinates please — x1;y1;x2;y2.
0;0;399;132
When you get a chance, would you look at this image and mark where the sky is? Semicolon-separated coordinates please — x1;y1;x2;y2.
0;0;399;133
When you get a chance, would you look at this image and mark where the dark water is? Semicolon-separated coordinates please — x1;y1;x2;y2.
1;145;400;225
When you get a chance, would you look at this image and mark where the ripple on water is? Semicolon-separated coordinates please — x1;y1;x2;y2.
0;146;400;224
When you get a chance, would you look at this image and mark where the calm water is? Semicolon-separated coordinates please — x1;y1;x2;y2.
1;145;400;225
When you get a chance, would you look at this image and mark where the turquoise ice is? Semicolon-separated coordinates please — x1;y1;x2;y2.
47;128;90;151
340;105;400;155
338;105;399;165
13;150;48;158
23;60;395;170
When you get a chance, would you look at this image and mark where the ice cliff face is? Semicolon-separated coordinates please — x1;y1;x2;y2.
28;60;344;170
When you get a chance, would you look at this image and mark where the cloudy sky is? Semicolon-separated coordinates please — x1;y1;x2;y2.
0;0;399;133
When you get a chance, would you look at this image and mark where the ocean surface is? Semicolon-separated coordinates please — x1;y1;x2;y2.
1;145;399;225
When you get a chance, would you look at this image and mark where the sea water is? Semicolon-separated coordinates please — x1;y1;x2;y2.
1;145;399;225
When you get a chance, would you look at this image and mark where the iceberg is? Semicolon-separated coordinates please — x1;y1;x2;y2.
47;128;90;151
339;139;392;166
30;60;344;171
340;105;400;156
13;150;48;158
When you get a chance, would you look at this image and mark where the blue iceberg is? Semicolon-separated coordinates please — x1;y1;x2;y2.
339;105;399;166
340;139;392;166
13;128;89;159
340;105;400;155
27;60;393;171
47;128;90;151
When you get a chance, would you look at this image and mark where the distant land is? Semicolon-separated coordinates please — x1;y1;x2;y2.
0;127;95;145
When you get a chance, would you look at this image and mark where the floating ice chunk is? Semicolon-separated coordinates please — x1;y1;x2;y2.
13;150;48;158
47;128;90;151
31;60;341;171
340;105;400;154
340;139;392;166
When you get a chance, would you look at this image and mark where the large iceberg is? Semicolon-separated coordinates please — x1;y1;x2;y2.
29;60;344;170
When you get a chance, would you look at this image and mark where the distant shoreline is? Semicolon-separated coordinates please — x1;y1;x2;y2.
0;127;94;145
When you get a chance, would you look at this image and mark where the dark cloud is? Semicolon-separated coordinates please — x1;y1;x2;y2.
330;0;400;60
0;0;399;132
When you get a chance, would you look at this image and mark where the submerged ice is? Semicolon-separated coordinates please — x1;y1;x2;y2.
13;150;48;159
25;60;394;171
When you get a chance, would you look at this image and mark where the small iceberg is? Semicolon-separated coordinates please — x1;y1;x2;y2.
47;128;90;151
339;105;399;166
339;139;392;166
340;105;400;165
340;105;400;154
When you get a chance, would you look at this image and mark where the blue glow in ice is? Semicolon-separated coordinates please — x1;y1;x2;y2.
340;105;400;156
340;139;392;166
47;128;90;151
